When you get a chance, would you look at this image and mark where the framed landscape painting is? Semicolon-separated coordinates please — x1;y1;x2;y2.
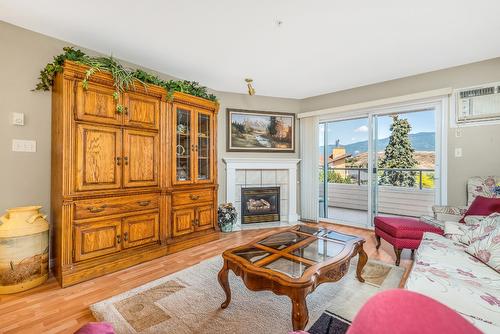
227;109;295;152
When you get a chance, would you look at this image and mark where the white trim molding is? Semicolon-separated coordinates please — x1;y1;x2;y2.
297;87;453;119
222;158;301;223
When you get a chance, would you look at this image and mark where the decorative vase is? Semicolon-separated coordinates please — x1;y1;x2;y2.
217;203;237;233
220;223;234;232
0;206;49;294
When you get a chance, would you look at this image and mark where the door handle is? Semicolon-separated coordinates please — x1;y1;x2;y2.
137;200;151;206
123;232;128;241
124;107;129;116
124;156;129;166
87;205;107;213
190;194;200;200
116;157;121;166
116;235;121;244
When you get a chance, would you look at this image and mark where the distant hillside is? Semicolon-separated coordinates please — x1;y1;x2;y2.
321;132;435;156
349;151;435;169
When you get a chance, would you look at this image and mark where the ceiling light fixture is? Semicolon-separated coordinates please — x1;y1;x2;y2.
245;78;255;96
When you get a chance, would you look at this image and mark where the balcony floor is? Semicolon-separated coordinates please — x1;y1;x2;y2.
324;206;409;228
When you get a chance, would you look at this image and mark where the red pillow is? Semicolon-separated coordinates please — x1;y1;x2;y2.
460;196;500;223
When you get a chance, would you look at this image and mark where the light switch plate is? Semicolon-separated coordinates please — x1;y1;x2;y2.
12;139;36;152
12;112;25;126
454;147;462;158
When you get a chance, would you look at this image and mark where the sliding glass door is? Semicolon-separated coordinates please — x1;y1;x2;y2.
319;105;441;227
319;117;370;227
372;109;438;219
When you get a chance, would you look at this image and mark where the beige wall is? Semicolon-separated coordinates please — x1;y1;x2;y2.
0;21;300;218
1;19;499;218
301;58;500;206
215;92;301;203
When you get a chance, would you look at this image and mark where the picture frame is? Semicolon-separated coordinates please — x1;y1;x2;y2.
227;109;295;152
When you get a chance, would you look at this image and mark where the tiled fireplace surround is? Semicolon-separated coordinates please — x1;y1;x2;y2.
223;158;301;230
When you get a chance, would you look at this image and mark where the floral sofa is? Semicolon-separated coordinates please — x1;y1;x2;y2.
405;232;500;333
405;176;500;333
421;176;500;229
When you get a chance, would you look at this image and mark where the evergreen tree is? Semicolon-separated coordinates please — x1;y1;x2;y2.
268;116;278;137
378;115;418;187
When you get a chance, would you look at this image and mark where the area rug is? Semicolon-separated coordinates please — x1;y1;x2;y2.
90;257;405;334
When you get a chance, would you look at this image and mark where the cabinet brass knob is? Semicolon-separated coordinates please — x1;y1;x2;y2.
190;194;200;200
124;156;129;166
137;200;151;206
116;157;121;166
123;232;128;241
116;235;121;244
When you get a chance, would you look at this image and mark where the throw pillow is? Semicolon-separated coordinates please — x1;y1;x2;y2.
444;221;465;242
458;213;500;245
460;196;500;223
464;215;488;225
466;223;500;273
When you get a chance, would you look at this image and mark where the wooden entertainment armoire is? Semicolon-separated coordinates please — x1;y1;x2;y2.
51;61;219;287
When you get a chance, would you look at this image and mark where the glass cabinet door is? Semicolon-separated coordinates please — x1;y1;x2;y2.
175;107;192;182
196;112;212;182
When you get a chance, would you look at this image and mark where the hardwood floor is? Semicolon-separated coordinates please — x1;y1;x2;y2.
0;223;413;334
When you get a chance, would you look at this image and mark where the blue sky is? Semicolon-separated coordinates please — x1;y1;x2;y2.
319;109;435;145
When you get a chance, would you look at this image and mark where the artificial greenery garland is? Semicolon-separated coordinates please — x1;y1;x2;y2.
35;47;217;112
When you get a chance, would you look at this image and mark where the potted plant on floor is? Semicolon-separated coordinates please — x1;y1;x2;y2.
218;203;237;232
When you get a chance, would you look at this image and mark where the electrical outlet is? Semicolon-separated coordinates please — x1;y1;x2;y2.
454;147;462;158
12;139;36;152
11;112;25;126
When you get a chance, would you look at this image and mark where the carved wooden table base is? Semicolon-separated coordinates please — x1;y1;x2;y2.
217;225;367;331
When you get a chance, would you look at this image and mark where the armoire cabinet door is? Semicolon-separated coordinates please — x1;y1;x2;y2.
173;105;194;184
123;92;160;130
73;219;122;262
195;205;214;231
75;81;122;125
123;129;159;188
195;110;214;183
75;124;122;192
172;208;195;237
122;213;159;249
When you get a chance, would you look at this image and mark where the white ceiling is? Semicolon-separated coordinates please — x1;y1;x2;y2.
2;0;500;98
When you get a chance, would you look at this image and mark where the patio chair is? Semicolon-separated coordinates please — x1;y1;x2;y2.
420;176;500;229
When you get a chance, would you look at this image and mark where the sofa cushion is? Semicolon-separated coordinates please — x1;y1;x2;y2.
374;216;443;239
460;196;500;223
406;233;500;333
459;213;500;246
420;215;446;230
466;223;500;273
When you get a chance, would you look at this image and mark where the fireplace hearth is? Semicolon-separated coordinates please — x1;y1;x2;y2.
241;187;280;224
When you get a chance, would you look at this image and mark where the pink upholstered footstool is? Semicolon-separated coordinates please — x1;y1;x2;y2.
374;216;443;266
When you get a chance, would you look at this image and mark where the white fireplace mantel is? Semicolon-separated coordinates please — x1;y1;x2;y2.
223;158;301;223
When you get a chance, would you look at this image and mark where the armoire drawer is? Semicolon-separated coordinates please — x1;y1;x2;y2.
74;194;159;219
172;189;214;207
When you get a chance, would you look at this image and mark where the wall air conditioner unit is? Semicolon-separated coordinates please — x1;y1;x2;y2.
453;82;500;125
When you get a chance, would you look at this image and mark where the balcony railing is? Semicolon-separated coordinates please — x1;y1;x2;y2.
321;167;435;189
319;167;436;218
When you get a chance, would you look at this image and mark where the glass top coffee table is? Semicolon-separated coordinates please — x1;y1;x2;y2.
217;224;367;331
